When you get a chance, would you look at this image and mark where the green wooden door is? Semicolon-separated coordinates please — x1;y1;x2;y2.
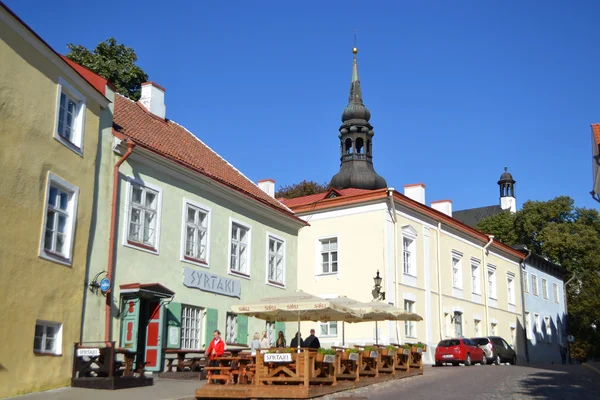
204;308;218;346
120;298;140;351
166;302;181;349
237;315;248;345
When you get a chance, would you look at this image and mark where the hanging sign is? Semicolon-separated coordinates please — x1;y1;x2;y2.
323;355;336;363
370;351;379;358
183;266;241;298
100;277;111;293
348;352;359;361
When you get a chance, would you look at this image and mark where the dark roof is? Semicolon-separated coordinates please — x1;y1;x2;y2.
452;205;504;228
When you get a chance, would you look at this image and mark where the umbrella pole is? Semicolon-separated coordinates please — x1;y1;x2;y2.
375;321;379;345
342;321;345;346
297;312;301;354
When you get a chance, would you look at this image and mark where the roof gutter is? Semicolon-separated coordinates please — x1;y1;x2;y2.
105;140;136;343
387;188;400;344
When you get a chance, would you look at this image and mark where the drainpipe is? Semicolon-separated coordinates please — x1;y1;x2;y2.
436;222;443;340
482;236;494;336
387;188;400;343
563;274;576;364
105;140;136;343
520;247;533;363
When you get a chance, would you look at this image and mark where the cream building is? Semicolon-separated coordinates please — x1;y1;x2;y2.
281;46;525;363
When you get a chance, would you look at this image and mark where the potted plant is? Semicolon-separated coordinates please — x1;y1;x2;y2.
342;348;359;361
401;344;411;356
413;342;426;353
363;346;376;359
315;348;335;362
381;345;396;357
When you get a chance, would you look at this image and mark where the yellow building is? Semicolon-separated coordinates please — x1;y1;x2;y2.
0;5;110;397
282;46;525;364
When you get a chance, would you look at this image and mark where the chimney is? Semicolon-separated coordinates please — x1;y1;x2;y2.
431;200;452;217
140;82;166;119
258;179;275;197
404;183;426;204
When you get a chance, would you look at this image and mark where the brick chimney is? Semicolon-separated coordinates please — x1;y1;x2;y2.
258;179;275;197
140;82;166;119
404;183;426;204
431;200;452;217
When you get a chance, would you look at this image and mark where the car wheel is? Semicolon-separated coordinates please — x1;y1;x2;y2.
495;354;501;365
435;361;442;367
481;355;487;365
465;354;471;367
510;355;516;365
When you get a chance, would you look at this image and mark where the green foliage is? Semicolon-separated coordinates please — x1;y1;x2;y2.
363;346;376;352
345;348;359;353
317;348;336;355
385;345;397;351
476;196;600;360
275;180;330;199
66;38;149;101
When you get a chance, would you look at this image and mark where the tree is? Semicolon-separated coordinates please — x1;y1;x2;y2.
275;180;330;199
66;38;148;101
476;196;600;360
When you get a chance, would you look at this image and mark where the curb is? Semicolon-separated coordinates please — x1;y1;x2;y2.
583;363;600;376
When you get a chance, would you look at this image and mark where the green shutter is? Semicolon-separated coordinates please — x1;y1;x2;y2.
237;315;249;345
166;302;182;349
275;322;286;342
205;308;219;346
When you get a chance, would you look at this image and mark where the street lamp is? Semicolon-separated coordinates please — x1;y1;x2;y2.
372;270;385;301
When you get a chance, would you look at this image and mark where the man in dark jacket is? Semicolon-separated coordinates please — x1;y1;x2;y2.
290;332;302;348
303;329;321;349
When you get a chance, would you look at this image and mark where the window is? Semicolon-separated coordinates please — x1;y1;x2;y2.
54;77;86;152
452;255;462;289
181;306;203;350
510;327;516;348
226;313;238;343
403;238;414;275
320;238;338;274
268;235;285;285
490;323;497;336
404;300;416;338
454;312;463;337
545;316;552;343
507;274;516;305
182;202;210;264
522;271;529;293
471;261;481;294
266;322;276;346
542;278;549;299
531;274;539;296
525;312;532;340
319;321;338;337
553;283;559;303
126;182;160;250
40;173;79;265
33;320;62;355
230;222;250;276
487;267;497;299
534;313;541;340
474;319;481;336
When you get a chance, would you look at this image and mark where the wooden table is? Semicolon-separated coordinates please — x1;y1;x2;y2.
115;348;138;376
205;356;238;385
354;345;379;378
164;349;206;372
376;347;396;375
390;344;411;373
332;347;359;382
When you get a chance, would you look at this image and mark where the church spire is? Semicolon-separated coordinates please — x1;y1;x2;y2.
329;40;387;191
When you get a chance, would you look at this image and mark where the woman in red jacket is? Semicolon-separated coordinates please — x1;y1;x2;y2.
206;329;225;366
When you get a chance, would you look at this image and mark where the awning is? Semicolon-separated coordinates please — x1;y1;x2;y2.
119;283;175;299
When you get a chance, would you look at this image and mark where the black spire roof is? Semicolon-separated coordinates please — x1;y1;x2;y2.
329;46;387;190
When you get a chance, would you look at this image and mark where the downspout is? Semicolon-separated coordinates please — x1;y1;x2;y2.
482;236;494;336
436;222;443;340
387;188;400;343
563;274;576;364
105;140;136;343
519;248;533;363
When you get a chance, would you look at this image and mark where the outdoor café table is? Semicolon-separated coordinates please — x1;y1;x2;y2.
205;356;238;385
390;343;410;373
235;354;255;384
332;347;359;382
115;348;137;376
308;350;337;386
354;345;379;377
376;346;396;375
164;349;206;372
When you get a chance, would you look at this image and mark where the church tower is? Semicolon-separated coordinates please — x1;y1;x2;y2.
329;45;387;190
498;167;516;213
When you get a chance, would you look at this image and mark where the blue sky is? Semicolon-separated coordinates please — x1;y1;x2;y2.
7;0;600;210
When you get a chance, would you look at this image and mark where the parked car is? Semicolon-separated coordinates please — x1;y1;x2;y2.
471;336;517;365
435;338;486;366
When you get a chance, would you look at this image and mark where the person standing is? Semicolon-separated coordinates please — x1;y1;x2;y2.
290;332;302;348
559;343;568;365
276;331;286;348
303;329;321;349
250;332;261;355
206;329;225;367
260;331;270;349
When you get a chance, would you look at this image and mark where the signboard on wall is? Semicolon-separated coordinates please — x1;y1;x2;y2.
183;266;241;298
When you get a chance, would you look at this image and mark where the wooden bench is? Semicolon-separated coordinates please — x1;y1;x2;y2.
205;366;234;384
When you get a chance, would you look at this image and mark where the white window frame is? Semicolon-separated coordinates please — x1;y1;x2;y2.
490;322;497;336
531;274;539;296
522;270;529;293
318;321;338;338
451;251;463;290
404;300;416;338
266;232;286;288
545;316;552;343
525;311;532;340
54;77;87;155
553;283;560;304
180;305;203;350
228;218;252;278
402;225;418;277
122;178;162;254
225;312;238;343
534;313;542;340
318;236;339;276
474;319;481;336
180;198;211;267
33;320;62;355
471;260;481;295
487;266;497;299
39;172;79;266
507;273;516;305
542;278;549;300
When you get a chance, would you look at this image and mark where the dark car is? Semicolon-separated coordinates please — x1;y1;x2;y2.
471;336;517;365
435;338;486;366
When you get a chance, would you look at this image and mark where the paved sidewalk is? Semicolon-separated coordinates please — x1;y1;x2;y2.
7;378;204;400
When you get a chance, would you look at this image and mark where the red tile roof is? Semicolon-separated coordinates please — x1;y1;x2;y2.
592;124;600;148
280;188;376;208
60;56;110;95
113;94;301;222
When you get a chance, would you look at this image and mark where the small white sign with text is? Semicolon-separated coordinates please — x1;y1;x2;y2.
348;352;359;361
77;348;100;357
264;353;292;362
323;354;336;363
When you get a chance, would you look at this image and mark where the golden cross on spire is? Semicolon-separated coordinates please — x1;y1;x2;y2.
353;28;358;54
